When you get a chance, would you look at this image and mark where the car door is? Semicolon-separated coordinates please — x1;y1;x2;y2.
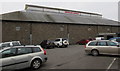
97;41;111;54
0;48;16;70
12;47;32;69
107;41;118;55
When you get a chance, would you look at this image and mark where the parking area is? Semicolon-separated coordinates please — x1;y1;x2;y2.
18;45;120;71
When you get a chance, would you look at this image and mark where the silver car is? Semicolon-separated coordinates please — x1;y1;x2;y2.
0;45;47;70
85;40;120;56
0;41;21;48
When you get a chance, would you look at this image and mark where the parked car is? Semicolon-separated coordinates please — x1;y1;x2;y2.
85;40;120;56
53;38;69;48
0;41;21;49
76;39;90;45
109;37;120;43
0;45;47;70
95;35;105;40
40;40;55;49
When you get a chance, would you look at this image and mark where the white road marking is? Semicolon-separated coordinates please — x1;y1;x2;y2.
106;58;117;71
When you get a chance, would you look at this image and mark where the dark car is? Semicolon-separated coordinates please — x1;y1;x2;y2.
109;37;120;44
40;40;55;49
76;39;92;45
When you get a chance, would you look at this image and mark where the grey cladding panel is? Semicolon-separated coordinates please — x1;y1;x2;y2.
47;14;73;23
20;11;49;22
65;15;96;24
0;10;119;26
83;16;118;25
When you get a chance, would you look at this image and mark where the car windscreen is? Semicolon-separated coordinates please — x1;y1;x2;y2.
96;35;104;37
55;39;60;41
107;41;118;46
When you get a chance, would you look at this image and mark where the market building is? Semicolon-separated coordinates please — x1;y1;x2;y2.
0;4;119;44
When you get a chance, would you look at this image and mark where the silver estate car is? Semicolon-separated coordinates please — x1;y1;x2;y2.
85;40;120;56
0;45;47;70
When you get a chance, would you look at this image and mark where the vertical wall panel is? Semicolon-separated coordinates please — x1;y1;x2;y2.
32;23;68;44
69;25;98;44
2;21;30;45
0;21;2;43
98;26;112;33
111;26;118;33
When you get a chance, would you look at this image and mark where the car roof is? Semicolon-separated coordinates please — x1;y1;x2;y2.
91;40;109;42
0;45;41;52
89;40;118;43
0;41;20;44
14;45;41;47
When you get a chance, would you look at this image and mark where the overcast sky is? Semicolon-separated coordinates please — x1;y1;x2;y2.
0;0;119;21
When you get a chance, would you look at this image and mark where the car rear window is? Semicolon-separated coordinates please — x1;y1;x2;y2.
88;42;97;46
107;41;118;46
32;47;41;53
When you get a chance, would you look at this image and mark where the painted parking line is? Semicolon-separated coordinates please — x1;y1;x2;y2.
106;58;117;71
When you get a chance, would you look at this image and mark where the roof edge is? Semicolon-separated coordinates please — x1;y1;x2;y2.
25;4;102;16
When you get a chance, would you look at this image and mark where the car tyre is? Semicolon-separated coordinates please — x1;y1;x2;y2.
31;59;41;70
64;45;68;48
91;50;99;56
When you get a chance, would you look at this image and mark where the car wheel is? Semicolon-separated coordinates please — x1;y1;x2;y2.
57;44;60;48
62;45;65;48
31;59;41;70
64;45;68;48
91;50;99;56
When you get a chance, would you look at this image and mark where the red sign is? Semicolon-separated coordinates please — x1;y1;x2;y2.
65;11;80;15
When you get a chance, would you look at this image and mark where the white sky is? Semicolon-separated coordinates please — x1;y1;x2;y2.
0;0;119;21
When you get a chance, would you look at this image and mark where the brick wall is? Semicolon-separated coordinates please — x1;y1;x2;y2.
2;21;119;45
2;21;30;44
32;23;68;44
0;21;2;43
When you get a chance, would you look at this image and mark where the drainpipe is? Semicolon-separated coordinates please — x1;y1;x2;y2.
30;23;32;45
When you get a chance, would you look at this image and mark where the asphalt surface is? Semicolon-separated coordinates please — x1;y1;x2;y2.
19;45;120;71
